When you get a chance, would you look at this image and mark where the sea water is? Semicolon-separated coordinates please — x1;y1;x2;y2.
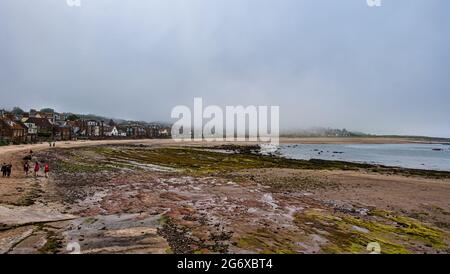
277;143;450;171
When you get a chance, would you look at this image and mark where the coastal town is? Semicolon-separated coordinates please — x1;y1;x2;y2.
0;107;171;145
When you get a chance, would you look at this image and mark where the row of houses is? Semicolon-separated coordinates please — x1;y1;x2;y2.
0;109;171;144
67;119;169;139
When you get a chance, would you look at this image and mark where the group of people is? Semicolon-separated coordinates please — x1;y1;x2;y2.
2;150;50;179
24;161;50;178
1;163;12;177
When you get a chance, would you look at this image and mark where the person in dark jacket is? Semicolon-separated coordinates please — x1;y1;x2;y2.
1;163;6;177
24;162;30;176
6;163;12;177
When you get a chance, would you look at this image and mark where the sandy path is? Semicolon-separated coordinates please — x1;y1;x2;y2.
0;139;176;157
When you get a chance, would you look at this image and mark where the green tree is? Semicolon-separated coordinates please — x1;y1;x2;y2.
11;107;25;115
66;114;80;121
40;108;55;113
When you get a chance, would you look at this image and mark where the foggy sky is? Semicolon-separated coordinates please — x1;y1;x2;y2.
0;0;449;137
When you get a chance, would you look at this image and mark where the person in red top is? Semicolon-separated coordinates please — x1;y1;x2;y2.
44;164;50;178
34;162;40;177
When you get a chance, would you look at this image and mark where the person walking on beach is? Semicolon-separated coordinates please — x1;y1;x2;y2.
6;163;12;177
34;162;40;177
44;163;50;178
24;162;30;176
1;163;6;177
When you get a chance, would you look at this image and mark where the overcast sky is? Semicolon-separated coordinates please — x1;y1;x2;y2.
0;0;449;137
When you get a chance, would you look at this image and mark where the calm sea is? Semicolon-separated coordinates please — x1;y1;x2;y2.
277;143;450;171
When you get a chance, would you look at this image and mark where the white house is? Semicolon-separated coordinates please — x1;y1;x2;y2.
23;121;38;135
105;126;119;137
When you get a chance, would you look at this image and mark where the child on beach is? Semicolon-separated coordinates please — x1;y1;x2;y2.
44;163;50;178
34;162;40;177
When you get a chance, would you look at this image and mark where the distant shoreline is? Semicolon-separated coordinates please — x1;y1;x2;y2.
1;137;449;158
279;136;450;145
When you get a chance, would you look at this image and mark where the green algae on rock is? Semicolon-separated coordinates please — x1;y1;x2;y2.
293;209;448;254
